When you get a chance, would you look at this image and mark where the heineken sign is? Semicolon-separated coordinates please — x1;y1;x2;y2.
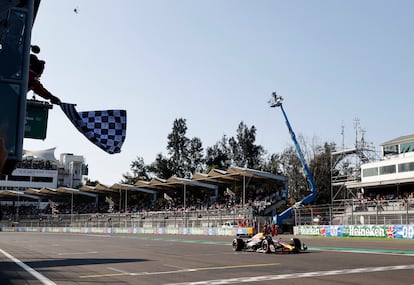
297;225;414;239
347;225;385;237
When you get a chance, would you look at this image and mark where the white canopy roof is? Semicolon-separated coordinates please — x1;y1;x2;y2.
23;148;58;162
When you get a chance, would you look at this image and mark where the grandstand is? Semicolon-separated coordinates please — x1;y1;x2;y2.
0;154;288;231
298;134;414;226
346;134;414;198
0;149;90;222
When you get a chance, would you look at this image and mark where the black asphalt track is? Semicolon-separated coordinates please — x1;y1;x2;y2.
0;232;413;284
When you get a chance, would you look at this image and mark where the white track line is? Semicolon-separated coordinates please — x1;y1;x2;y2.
57;251;98;256
108;267;131;274
163;264;414;285
0;248;56;285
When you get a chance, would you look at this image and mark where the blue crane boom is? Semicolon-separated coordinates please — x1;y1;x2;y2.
269;92;317;224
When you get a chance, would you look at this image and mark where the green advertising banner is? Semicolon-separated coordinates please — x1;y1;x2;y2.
24;100;52;140
344;225;388;238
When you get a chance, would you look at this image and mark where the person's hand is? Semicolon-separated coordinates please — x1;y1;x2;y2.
0;138;7;175
50;96;61;105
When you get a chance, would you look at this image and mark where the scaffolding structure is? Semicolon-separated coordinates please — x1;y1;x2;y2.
330;119;379;204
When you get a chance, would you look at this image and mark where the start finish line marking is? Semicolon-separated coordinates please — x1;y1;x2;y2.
80;263;281;279
162;264;414;285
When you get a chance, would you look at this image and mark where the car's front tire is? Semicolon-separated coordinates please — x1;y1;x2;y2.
232;238;244;251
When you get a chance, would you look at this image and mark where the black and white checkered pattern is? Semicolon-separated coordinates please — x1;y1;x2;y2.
60;103;127;154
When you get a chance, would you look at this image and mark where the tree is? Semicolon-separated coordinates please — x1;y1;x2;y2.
278;135;337;205
205;135;232;171
229;121;264;169
167;118;190;177
84;178;100;187
148;153;174;179
279;146;308;202
296;135;336;204
261;153;283;175
187;137;204;176
121;156;150;184
310;142;336;204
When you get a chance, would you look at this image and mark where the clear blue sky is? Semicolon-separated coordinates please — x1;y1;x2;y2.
25;0;414;184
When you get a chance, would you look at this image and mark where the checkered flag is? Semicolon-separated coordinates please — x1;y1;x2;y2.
60;103;127;154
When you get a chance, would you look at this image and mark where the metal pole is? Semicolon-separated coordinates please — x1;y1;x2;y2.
351;200;354;225
243;176;246;208
71;192;73;225
125;190;128;213
16;193;20;222
330;151;333;204
293;209;298;226
119;190;122;212
310;207;313;225
184;184;187;209
406;203;409;224
329;206;332;225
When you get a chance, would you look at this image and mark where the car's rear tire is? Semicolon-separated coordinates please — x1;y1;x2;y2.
262;239;271;253
232;238;244;251
291;238;302;253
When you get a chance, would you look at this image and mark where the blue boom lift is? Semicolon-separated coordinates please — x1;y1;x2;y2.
269;92;317;225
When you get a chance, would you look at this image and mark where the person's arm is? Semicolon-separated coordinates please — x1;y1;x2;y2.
28;71;61;104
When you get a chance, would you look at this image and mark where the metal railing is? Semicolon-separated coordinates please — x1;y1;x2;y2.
2;199;414;229
294;199;414;226
1;208;255;228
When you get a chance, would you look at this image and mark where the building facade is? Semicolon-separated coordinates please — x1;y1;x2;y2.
347;134;414;193
0;148;87;191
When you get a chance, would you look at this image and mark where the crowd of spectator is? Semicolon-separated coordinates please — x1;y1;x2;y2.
0;185;285;221
355;191;414;212
2;188;414;224
16;159;57;170
0;205;40;220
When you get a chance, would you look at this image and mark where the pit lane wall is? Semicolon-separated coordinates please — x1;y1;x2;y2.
294;224;414;239
0;226;254;236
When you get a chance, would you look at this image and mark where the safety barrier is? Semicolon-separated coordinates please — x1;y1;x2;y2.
3;224;414;239
0;226;254;236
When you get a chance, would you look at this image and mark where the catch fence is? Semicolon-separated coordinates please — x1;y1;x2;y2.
2;208;254;229
294;199;414;226
2;199;413;230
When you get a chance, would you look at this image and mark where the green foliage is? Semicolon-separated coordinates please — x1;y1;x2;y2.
205;135;231;170
229;121;265;169
121;156;150;184
148;153;174;180
261;153;283;175
310;142;337;204
187;137;204;174
167;118;190;177
280;146;308;200
124;118;336;206
84;178;100;187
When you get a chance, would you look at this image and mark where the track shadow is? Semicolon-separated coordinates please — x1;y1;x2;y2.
0;258;148;284
25;257;149;268
0;260;42;285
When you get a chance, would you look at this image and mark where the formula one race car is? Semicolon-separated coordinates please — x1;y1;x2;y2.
232;233;307;253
